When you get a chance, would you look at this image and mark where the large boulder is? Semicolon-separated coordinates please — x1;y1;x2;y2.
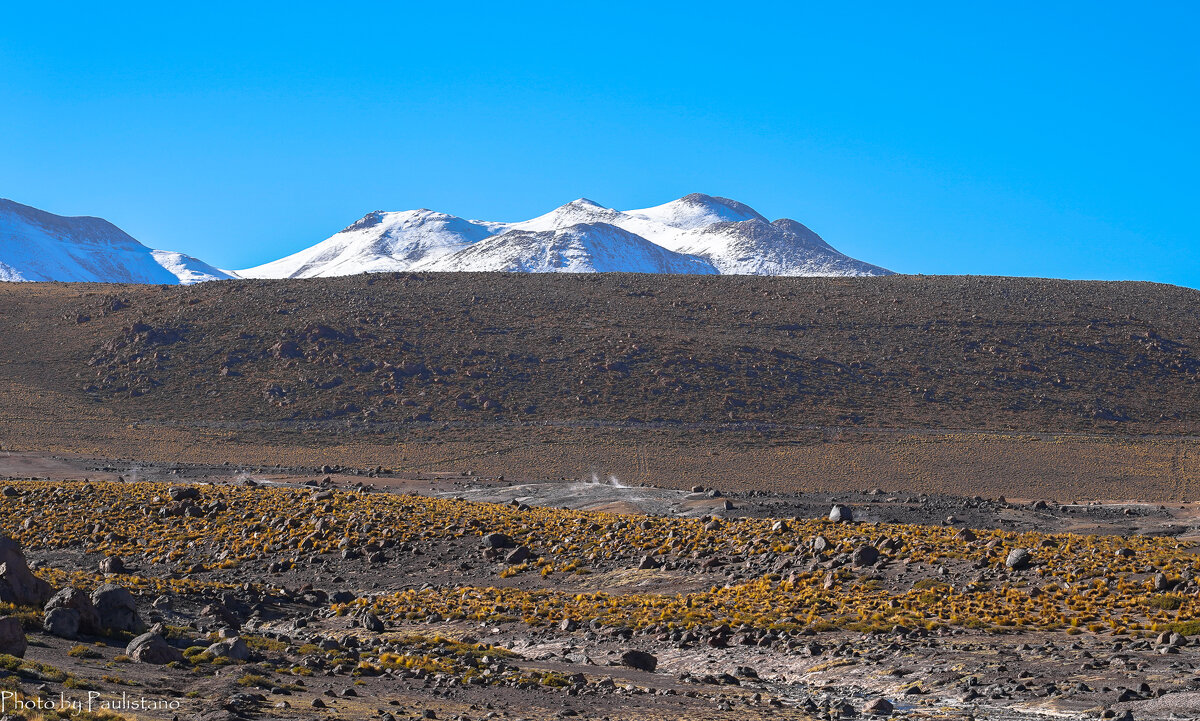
206;637;250;662
126;632;183;664
91;584;144;633
852;545;880;567
0;535;53;606
0;616;27;658
43;607;81;639
619;649;658;672
45;587;101;634
168;486;200;501
863;698;894;716
828;505;853;523
99;556;126;575
1005;548;1032;570
481;532;515;549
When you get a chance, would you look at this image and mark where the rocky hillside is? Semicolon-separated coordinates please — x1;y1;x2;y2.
4;273;1198;436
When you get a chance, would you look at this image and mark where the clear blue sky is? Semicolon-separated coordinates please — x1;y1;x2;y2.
2;2;1196;286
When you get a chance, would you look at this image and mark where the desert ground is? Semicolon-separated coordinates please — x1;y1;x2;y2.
0;274;1198;720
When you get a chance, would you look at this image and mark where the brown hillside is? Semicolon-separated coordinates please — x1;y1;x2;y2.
1;274;1198;498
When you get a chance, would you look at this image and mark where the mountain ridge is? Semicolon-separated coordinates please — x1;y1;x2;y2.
239;193;891;279
0;194;891;283
0;198;232;284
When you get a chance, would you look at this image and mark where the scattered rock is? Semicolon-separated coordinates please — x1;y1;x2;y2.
482;532;515;549
0;616;27;658
853;545;880;567
169;486;200;501
126;631;183;664
863;698;894;716
99;556;126;574
829;505;853;523
504;546;532;564
1006;548;1032;570
206;636;251;661
619;649;657;672
0;535;53;606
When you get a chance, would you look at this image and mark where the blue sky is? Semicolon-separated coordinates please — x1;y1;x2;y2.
2;2;1196;286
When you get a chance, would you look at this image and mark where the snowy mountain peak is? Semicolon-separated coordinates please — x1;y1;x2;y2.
0;194;891;284
626;193;767;232
238;208;503;279
234;193;890;278
340;211;387;233
419;222;718;274
0;198;232;284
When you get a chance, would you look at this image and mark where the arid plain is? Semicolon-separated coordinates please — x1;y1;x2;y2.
0;274;1198;721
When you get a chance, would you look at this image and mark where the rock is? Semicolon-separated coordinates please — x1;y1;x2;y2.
1156;631;1186;647
45;587;101;634
169;486;200;501
812;535;829;553
771;520;789;533
1005;548;1032;570
361;613;385;633
863;698;894;716
91;583;144;633
206;637;251;661
504;546;532;564
99;556;126;575
481;532;515;549
126;632;183;664
43;607;81;639
619;649;657;672
1154;572;1171;591
829;505;853;523
853;545;880;567
0;535;53;606
559;618;579;632
955;528;977;542
637;555;661;570
0;616;27;657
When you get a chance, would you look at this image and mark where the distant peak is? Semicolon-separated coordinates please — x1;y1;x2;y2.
678;193;767;222
568;198;603;208
340;211;386;234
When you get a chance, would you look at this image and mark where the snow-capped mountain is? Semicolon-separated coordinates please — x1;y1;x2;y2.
237;193;890;278
237;210;505;279
0;194;891;284
418;222;718;274
0;198;231;284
